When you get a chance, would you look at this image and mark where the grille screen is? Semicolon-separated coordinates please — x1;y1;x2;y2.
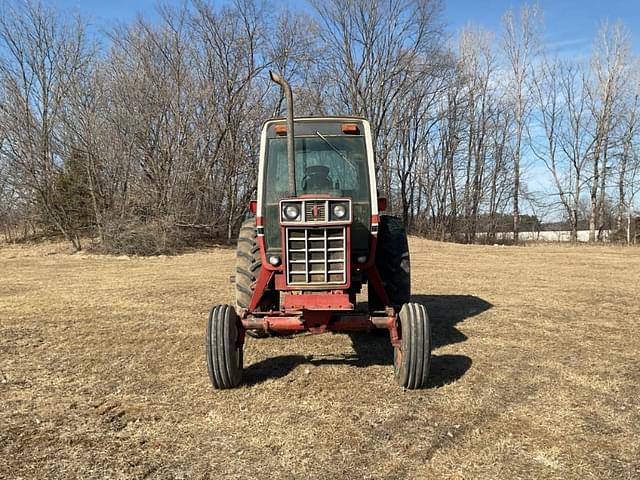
286;227;346;285
304;201;327;222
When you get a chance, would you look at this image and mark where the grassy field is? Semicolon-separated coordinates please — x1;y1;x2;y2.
1;238;639;479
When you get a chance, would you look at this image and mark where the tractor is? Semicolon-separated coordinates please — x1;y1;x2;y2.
205;72;431;389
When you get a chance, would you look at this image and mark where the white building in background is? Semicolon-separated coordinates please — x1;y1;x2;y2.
479;230;611;242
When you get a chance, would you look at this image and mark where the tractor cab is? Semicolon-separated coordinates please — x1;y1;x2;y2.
205;73;431;390
258;117;377;291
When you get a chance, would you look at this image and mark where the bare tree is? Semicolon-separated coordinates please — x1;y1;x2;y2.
0;1;93;249
457;26;500;241
501;3;540;242
311;0;445;207
266;10;324;116
586;22;631;241
614;89;639;236
531;57;594;241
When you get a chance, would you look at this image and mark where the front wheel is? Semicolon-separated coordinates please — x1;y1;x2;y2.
394;303;431;389
206;304;243;389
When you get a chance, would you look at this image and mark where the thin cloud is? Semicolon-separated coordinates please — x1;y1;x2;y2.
543;36;590;56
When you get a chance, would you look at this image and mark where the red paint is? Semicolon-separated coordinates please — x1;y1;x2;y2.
243;200;397;343
248;267;274;312
377;197;387;211
256;233;269;268
283;293;353;311
274;273;287;290
241;311;398;335
249;200;257;214
388;318;401;348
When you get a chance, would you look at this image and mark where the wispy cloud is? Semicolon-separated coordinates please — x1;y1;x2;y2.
543;36;590;56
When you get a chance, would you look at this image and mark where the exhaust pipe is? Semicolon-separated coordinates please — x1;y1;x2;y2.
269;71;296;197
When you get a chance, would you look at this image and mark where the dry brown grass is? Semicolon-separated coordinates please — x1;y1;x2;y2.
1;238;639;479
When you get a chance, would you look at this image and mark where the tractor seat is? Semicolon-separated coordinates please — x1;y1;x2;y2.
302;165;332;192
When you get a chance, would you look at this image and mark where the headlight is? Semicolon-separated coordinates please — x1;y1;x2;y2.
268;255;281;266
332;204;347;219
283;203;300;221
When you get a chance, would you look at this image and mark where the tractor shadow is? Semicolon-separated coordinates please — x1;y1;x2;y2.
243;294;491;388
411;294;492;349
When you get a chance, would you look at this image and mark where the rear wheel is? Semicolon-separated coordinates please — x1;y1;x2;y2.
236;217;261;311
394;302;431;389
369;215;411;310
236;217;271;338
206;304;243;389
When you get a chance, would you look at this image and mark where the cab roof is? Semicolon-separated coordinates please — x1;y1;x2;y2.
264;115;367;124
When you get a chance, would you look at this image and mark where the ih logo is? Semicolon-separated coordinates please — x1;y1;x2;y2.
312;205;319;220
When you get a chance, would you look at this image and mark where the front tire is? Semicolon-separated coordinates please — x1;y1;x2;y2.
206;304;243;389
394;303;431;389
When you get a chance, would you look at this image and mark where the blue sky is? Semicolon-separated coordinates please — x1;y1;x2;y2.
444;0;640;56
44;0;640;55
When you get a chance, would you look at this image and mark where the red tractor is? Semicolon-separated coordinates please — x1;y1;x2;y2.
206;73;431;389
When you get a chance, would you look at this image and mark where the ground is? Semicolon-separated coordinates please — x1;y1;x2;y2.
1;238;639;479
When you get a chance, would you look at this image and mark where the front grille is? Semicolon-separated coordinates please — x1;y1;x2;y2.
286;227;346;285
304;201;327;222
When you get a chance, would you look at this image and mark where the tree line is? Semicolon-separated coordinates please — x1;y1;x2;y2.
0;0;638;253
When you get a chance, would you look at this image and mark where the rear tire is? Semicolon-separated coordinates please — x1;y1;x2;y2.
369;215;411;310
236;217;270;338
394;303;431;389
206;304;243;389
236;217;262;311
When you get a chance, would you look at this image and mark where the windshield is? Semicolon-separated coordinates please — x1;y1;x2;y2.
264;136;370;203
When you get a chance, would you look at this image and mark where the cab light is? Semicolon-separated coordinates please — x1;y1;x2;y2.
341;123;360;134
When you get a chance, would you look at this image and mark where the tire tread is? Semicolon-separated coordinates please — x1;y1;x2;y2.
370;215;411;310
395;302;431;389
206;304;242;389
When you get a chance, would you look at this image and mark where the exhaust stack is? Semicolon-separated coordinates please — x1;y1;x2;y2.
269;71;296;197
